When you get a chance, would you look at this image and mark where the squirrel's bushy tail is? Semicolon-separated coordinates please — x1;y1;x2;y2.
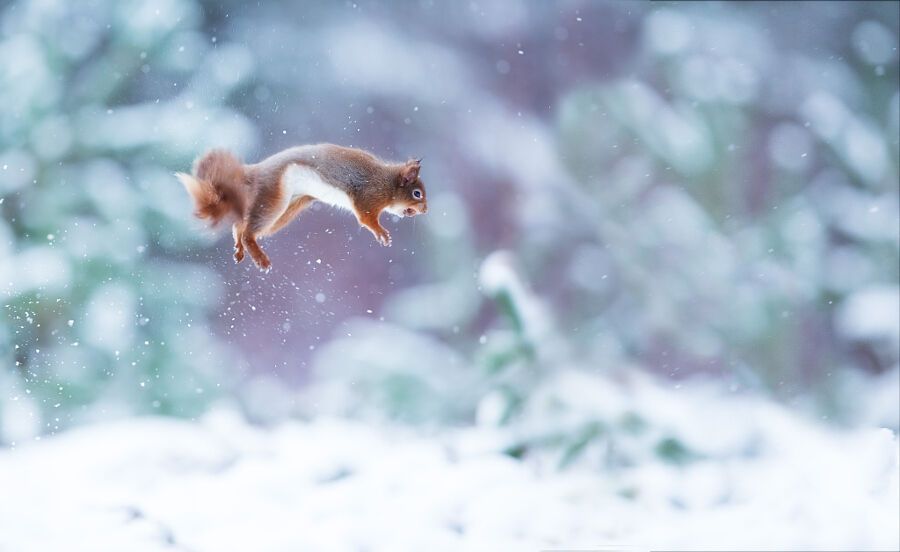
176;149;247;227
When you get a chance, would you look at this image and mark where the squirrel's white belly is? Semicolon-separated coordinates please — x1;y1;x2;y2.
283;164;353;212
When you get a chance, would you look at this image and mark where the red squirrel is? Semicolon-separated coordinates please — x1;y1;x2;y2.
176;144;427;271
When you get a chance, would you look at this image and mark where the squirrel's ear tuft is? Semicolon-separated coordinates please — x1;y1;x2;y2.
399;159;420;186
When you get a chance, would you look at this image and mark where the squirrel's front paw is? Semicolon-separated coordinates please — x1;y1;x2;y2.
376;230;392;247
234;247;245;263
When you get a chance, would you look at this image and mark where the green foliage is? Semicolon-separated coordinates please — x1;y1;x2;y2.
0;0;253;440
654;437;697;466
1;0;896;461
551;4;900;398
557;421;606;469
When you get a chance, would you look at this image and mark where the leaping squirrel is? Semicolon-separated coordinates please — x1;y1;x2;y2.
176;144;428;271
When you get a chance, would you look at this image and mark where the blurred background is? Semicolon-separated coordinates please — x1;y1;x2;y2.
0;0;897;463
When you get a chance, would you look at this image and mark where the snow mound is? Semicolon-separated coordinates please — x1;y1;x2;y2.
0;406;897;551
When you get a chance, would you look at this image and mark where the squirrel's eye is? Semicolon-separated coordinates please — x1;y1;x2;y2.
412;189;422;199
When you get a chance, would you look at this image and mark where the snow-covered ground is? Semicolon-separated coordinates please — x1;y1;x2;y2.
0;397;897;552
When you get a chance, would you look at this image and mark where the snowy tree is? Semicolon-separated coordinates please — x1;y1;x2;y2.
0;0;256;440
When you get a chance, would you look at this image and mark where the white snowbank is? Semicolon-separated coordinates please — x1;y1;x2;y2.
0;403;896;551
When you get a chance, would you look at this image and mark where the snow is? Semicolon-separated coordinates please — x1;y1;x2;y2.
852;20;898;66
479;250;554;347
1;393;896;551
836;286;900;345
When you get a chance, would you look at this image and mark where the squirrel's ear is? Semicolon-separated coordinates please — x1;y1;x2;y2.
399;159;420;186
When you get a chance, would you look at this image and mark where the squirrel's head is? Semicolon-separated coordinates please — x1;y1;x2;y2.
392;158;427;217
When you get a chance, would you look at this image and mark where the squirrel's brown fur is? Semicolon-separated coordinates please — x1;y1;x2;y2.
177;144;427;271
176;149;246;226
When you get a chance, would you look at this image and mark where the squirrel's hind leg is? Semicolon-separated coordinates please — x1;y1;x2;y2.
242;233;271;272
233;222;246;263
264;195;314;237
242;180;291;272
